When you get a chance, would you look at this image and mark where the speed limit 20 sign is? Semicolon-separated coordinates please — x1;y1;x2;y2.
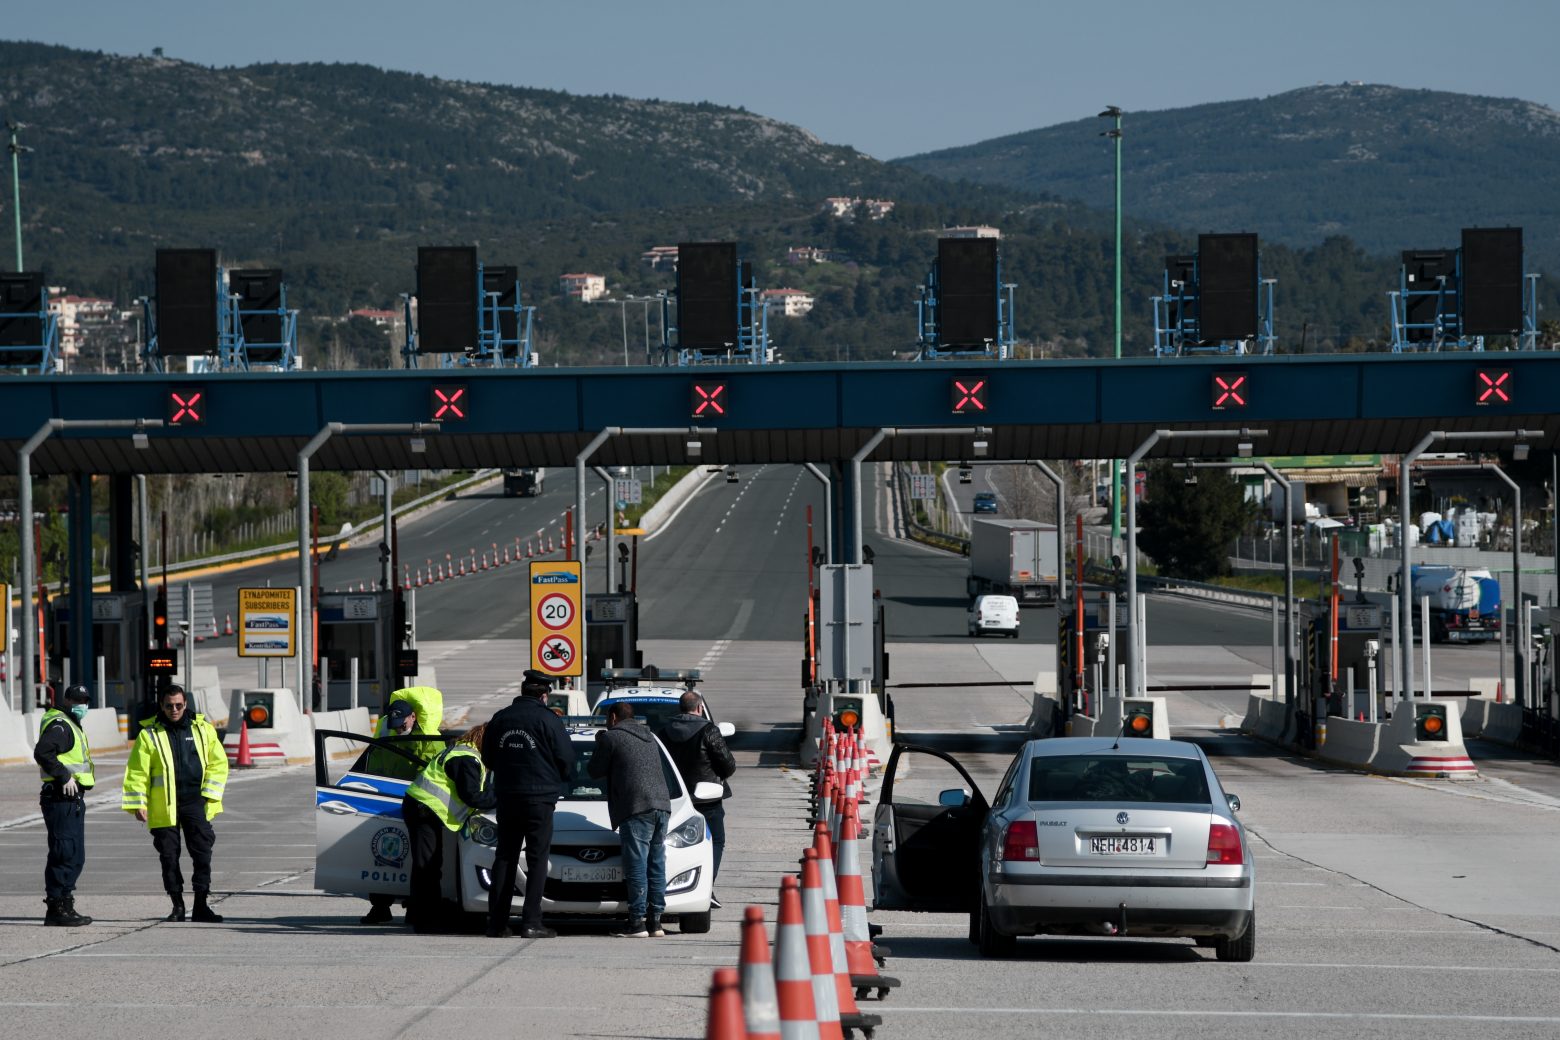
529;561;583;677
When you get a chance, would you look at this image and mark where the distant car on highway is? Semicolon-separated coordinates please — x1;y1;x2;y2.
972;492;998;514
872;736;1255;961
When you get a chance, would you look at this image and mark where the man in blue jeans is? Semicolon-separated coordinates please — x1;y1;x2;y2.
588;703;670;937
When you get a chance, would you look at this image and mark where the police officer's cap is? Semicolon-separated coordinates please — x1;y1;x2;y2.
521;669;554;697
62;684;91;704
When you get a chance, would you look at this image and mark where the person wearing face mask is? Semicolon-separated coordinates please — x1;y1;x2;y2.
34;684;96;927
360;686;444;925
122;684;229;923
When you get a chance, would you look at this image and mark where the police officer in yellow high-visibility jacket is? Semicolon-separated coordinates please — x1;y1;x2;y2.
361;685;445;925
122;685;228;923
402;724;495;933
34;684;95;927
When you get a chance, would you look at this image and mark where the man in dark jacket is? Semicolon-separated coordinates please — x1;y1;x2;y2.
659;691;735;907
588;702;671;938
35;684;95;926
481;670;575;939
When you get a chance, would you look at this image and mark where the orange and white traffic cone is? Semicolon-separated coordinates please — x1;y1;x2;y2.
235;718;255;768
806;848;878;1036
223;614;234;637
800;851;845;1040
705;967;748;1040
739;906;781;1040
774;877;820;1040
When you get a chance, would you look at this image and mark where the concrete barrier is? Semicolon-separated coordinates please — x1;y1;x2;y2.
1372;699;1477;777
1480;702;1524;746
1314;717;1380;770
1241;694;1288;744
1467;677;1501;700
81;707;127;752
1026;671;1059;738
639;467;714;533
0;699;36;765
313;708;373;761
1460;697;1489;739
221;688;314;766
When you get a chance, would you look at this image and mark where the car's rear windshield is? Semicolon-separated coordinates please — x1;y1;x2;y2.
563;739;684;802
1027;754;1211;804
595;698;684;734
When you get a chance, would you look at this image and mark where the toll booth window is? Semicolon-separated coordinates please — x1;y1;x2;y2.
324;624;378;680
94;622;125;681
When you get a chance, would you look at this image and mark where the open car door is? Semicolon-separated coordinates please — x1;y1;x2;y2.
313;730;447;897
871;743;988;913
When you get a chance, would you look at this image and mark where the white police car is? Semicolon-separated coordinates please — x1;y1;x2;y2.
592;666;736;741
313;721;717;932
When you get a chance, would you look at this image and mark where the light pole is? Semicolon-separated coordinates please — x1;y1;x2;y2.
803;464;834;564
1180;459;1296;718
1396;430;1533;701
298;422;439;714
6;120;28;271
1098;106;1123;551
17;418;162;714
1125;428;1266;700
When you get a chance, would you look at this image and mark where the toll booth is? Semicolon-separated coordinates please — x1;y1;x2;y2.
586;592;640;695
316;590;400;710
1301;599;1384;718
47;592;148;710
1057;607;1131;716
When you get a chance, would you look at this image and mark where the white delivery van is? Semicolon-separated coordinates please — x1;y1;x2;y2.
968;594;1020;638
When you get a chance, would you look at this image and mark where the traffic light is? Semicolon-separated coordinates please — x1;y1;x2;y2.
831;695;863;731
951;377;987;414
1415;704;1448;742
1123;703;1155;737
431;384;468;421
167;387;205;425
691;380;727;418
243;692;275;729
1211;372;1247;410
153;591;168;648
1475;368;1511;406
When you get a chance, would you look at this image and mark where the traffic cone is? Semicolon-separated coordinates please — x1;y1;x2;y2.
835;801;898;997
705;967;748;1040
223;614;233;637
415;569;423;588
799;851;845;1040
773;877;820;1040
739;907;781;1040
503;547;511;564
235;718;255;768
808;844;879;1035
458;559;466;576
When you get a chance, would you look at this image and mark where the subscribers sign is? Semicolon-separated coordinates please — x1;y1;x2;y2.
237;587;297;658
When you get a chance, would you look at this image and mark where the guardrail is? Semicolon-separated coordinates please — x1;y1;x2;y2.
1141;574;1281;610
894;465;970;555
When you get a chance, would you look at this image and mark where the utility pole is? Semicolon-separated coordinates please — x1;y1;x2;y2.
6;120;28;271
1098;107;1124;550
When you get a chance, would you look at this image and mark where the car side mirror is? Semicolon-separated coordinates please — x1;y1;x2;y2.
938;788;971;808
693;781;725;802
716;722;736;738
1226;793;1241;813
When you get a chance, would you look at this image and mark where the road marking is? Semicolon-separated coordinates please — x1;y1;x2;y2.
874;1008;1560;1023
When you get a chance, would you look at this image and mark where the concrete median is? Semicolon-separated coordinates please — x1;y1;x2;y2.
1314;717;1380;771
1372;699;1477;778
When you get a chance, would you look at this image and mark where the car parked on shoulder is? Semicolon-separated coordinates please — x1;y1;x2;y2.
871;737;1254;961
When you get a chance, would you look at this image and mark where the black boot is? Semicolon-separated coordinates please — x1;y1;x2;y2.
164;894;186;922
44;898;89;927
61;896;92;926
192;892;223;923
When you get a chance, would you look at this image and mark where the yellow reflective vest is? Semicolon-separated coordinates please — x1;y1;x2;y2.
38;709;95;788
407;745;486;831
122;713;228;828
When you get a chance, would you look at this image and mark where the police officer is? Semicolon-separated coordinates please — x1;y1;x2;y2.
403;723;495;934
34;684;95;926
361;686;445;925
122;684;229;923
481;670;575;938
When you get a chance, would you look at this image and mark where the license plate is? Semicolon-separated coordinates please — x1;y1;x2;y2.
1089;836;1162;856
559;865;622;883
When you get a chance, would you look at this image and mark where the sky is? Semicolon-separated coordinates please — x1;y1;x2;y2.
12;0;1560;159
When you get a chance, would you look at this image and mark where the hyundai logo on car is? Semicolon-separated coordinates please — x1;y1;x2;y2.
576;848;606;862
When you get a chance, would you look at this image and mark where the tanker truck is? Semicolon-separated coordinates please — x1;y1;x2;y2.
1410;565;1501;643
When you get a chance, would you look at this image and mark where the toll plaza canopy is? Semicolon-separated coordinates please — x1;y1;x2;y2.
1;353;1555;475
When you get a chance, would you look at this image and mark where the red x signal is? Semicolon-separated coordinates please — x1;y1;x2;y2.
1212;372;1247;410
431;385;467;421
168;388;204;426
1475;369;1511;406
951;378;987;415
691;382;726;418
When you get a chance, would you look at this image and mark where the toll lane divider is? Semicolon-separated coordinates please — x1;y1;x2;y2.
1242;692;1477;778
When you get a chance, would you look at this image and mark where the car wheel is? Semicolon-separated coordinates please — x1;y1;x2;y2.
1214;911;1255;962
678;910;712;934
976;889;1016;958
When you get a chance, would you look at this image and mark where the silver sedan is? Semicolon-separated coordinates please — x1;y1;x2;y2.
871;736;1255;960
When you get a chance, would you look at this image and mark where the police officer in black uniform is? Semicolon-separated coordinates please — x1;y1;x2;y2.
34;684;95;927
480;670;575;938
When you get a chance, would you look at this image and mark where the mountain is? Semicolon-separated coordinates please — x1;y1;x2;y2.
896;84;1560;275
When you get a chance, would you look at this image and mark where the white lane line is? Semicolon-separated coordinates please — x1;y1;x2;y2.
873;1009;1560;1023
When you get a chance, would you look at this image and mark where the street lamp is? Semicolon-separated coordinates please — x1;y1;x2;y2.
298;422;440;714
1098;106;1124;552
1396;430;1536;701
803;463;834;564
1125;428;1267;700
17;418;164;714
6;119;28;270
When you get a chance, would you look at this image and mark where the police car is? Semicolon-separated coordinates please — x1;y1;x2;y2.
592;666;736;740
312;720;718;932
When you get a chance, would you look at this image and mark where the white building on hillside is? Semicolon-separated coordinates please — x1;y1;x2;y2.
560;273;607;302
762;288;814;317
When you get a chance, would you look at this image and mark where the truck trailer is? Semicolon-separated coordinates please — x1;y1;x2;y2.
966;518;1059;605
1410;565;1501;643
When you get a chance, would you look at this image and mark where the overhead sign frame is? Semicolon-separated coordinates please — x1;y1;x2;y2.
530;560;583;677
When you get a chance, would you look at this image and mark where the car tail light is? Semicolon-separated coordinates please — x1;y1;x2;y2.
1206;822;1244;865
1002;820;1039;862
